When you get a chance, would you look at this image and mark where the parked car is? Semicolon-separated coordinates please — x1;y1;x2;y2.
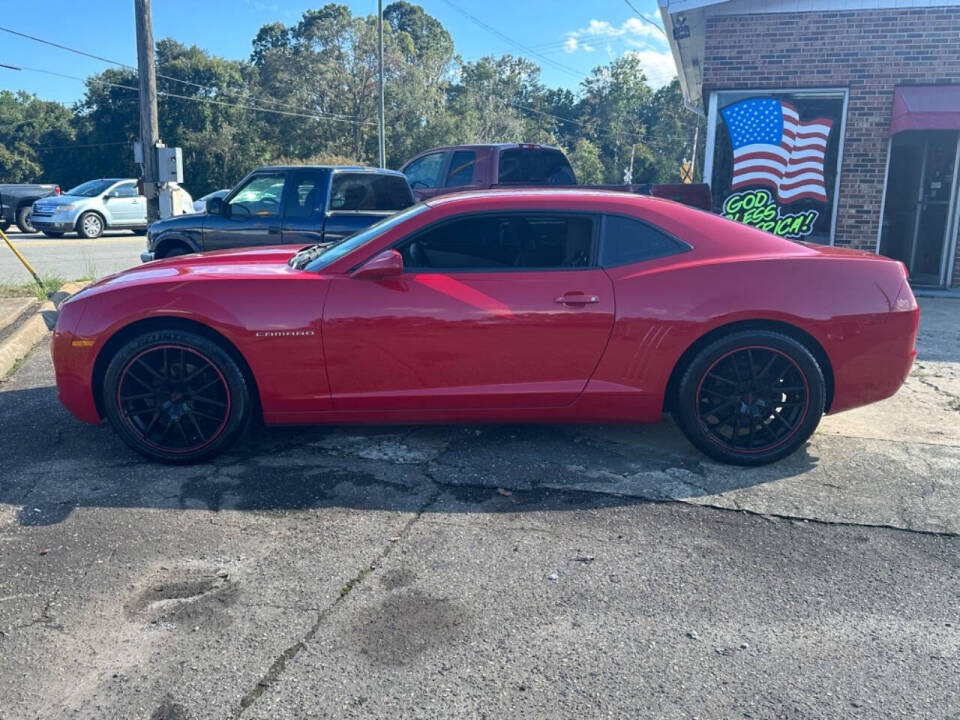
400;143;713;210
142;166;414;261
52;188;918;465
192;189;229;214
0;183;61;233
30;179;147;239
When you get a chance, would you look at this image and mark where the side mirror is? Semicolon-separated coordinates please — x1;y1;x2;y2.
351;249;404;280
102;194;111;201
206;197;226;216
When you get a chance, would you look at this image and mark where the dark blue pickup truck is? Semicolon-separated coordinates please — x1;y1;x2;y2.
143;165;414;261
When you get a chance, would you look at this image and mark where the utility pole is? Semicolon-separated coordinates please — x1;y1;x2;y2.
135;0;160;223
377;0;386;168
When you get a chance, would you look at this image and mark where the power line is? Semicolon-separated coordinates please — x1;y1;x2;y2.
0;24;365;124
623;0;667;36
439;0;585;80
11;64;376;127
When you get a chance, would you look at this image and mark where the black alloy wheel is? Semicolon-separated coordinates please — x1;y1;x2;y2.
103;330;250;463
675;330;825;465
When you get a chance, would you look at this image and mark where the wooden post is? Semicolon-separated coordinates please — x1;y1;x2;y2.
135;0;160;223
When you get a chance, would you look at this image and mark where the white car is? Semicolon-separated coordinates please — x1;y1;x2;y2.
193;189;230;214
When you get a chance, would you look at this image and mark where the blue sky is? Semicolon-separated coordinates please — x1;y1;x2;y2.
0;0;675;105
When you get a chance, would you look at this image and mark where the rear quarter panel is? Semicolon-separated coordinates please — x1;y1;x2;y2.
593;252;916;419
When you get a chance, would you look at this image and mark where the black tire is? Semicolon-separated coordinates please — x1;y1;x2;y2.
673;330;825;466
133;227;148;235
77;211;105;239
159;244;191;259
103;329;251;463
0;220;9;232
16;206;37;233
42;231;64;238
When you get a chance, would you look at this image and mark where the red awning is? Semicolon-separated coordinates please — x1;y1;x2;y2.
890;85;960;135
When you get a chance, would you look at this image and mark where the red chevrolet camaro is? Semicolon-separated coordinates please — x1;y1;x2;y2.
52;189;919;465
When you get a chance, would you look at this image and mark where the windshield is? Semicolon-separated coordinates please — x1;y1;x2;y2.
65;179;116;197
300;204;429;272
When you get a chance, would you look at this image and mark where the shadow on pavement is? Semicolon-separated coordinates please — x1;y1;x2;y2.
0;383;817;527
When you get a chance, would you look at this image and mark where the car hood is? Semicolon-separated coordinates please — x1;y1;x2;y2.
35;195;87;207
148;211;205;236
74;245;306;302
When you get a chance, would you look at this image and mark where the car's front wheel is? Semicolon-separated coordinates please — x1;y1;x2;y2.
77;212;104;239
103;329;251;463
674;330;825;466
16;206;36;233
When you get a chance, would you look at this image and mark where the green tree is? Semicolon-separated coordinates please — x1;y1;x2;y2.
567;138;603;184
0;90;74;183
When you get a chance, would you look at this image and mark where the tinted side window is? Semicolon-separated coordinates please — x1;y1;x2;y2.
403;152;445;189
284;170;325;221
399;214;594;271
445;151;476;187
330;173;413;211
600;215;687;267
497;149;576;185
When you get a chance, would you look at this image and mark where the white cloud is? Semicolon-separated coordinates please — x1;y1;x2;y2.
565;16;667;49
561;16;676;88
624;49;677;89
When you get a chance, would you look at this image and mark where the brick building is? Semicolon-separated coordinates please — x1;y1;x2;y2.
659;0;960;288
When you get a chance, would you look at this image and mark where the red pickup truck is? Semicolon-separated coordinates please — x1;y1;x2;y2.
399;143;712;211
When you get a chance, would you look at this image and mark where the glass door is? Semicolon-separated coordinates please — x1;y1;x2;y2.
881;130;960;286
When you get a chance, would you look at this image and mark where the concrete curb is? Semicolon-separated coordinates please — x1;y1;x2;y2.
0;281;90;381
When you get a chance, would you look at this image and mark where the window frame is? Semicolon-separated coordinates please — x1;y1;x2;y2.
381;210;602;274
597;213;692;269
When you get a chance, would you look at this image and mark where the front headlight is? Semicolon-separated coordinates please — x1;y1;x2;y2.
54;204;76;213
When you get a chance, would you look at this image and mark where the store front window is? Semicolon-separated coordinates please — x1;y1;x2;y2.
706;89;847;245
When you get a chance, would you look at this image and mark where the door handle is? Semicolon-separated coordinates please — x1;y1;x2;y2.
268;226;281;235
555;293;599;305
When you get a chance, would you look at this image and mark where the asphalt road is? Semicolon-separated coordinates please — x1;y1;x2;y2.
0;230;144;284
0;300;957;719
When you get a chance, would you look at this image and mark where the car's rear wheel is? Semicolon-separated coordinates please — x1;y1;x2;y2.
16;206;37;233
0;220;10;232
103;329;251;463
674;330;825;466
77;212;104;239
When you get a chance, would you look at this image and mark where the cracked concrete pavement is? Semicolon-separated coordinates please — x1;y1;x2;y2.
0;298;957;719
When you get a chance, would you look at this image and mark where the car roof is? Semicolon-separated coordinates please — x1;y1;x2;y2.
422;188;664;209
253;165;406;177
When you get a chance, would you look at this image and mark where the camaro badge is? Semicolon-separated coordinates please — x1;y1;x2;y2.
254;330;315;337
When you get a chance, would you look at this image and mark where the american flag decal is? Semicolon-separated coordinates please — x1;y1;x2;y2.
721;98;833;204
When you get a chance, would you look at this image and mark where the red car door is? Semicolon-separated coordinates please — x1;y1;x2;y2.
322;212;615;411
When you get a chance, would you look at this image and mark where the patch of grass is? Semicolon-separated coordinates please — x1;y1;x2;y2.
0;275;65;301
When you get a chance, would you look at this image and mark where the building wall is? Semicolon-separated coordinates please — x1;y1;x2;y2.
702;5;960;272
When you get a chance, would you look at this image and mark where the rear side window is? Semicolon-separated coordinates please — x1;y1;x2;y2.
498;148;576;185
399;213;594;270
600;215;688;267
284;170;324;220
111;183;138;198
330;173;413;212
445;151;477;187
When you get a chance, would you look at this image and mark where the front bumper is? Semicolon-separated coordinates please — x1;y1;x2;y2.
30;217;75;232
141;251;156;263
